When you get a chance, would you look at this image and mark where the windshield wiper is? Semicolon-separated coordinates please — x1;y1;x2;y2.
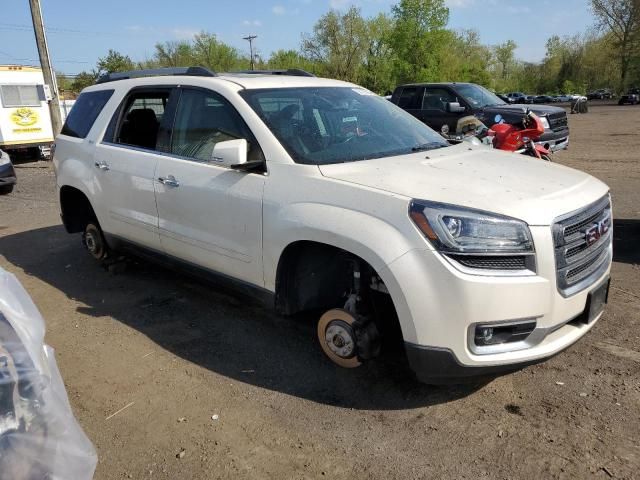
411;142;448;152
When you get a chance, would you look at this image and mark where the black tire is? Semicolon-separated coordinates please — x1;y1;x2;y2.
0;184;14;195
541;154;552;162
82;222;109;261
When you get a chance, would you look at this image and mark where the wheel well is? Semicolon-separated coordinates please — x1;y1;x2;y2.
274;241;392;315
59;186;96;233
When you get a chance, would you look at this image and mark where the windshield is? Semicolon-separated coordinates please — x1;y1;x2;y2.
456;84;506;109
240;87;449;165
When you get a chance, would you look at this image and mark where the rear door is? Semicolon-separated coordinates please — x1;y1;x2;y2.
396;86;425;123
93;87;176;250
154;86;265;286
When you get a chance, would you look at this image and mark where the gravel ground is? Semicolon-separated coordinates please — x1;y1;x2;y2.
0;103;638;480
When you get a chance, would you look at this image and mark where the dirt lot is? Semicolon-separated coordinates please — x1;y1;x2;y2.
1;103;639;480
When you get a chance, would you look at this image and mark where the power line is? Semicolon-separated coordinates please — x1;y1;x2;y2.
0;22;114;36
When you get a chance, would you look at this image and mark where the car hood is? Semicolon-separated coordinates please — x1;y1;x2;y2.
318;144;608;226
486;103;566;116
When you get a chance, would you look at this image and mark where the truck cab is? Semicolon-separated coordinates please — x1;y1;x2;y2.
391;82;570;152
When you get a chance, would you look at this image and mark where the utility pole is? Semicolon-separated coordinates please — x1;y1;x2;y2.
29;0;62;135
243;35;257;71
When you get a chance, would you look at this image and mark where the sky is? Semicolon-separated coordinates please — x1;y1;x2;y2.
1;0;595;76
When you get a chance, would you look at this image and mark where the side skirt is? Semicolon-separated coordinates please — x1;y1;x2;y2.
103;233;276;309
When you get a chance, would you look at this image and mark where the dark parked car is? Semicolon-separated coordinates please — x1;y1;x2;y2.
533;95;554;104
618;88;640;105
523;95;536;104
390;82;570;151
587;89;615;100
0;149;16;194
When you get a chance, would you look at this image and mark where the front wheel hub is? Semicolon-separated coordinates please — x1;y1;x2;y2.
317;309;362;368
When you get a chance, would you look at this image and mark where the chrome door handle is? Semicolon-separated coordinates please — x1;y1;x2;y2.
94;161;110;171
158;175;179;188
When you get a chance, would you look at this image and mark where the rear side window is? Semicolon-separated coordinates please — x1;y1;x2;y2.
398;87;424;109
61;89;114;138
0;85;41;107
113;90;171;150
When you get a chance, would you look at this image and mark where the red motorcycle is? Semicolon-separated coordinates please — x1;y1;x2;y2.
487;110;551;161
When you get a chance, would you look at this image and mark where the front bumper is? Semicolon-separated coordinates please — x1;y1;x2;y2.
382;225;612;383
537;128;569;152
404;277;608;384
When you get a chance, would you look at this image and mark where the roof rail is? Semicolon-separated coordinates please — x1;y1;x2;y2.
228;69;316;77
96;66;216;84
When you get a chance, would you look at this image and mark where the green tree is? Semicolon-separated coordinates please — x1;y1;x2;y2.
96;49;135;75
69;71;98;93
153;40;195;67
267;49;320;73
301;7;369;82
591;0;640;89
389;0;450;82
191;32;248;71
360;13;396;93
493;40;517;80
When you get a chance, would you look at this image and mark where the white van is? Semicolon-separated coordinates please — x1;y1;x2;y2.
0;65;54;159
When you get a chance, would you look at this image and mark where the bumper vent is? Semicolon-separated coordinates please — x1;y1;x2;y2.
553;195;612;296
448;255;527;270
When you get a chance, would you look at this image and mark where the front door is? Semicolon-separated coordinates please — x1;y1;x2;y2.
154;87;265;286
93;87;175;250
421;87;465;133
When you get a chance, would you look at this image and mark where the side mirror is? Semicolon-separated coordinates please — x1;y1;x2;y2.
447;102;466;113
211;139;248;168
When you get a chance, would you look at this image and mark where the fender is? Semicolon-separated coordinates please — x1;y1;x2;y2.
264;202;422;342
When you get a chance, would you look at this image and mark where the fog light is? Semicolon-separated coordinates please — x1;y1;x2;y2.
474;321;536;347
476;327;494;344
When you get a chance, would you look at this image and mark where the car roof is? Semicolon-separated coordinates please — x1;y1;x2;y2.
83;73;358;93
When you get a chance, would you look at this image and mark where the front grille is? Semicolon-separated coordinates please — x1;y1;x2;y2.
448;255;527;270
548;112;568;132
553;195;612;296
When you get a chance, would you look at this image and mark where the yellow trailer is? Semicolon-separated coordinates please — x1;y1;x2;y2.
0;65;54;159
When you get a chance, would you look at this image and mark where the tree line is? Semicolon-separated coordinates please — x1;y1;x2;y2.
58;0;640;96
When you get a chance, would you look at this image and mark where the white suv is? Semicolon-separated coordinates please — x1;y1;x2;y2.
53;68;612;383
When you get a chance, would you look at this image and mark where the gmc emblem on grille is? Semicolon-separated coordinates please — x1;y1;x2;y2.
584;214;611;246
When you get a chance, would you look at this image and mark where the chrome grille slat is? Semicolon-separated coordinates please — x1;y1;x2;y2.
553;195;612;297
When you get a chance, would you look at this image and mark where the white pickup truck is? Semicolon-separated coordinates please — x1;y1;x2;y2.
53;68;612;383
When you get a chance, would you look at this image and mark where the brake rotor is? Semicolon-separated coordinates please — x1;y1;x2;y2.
317;309;362;368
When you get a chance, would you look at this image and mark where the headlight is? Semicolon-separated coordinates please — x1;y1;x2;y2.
409;200;534;254
539;116;550;130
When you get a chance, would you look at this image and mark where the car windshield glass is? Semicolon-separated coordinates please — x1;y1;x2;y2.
240;87;449;165
456;84;506;108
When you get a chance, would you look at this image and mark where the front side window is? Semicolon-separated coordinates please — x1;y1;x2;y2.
240;87;449;165
457;84;506;109
61;89;114;139
170;88;262;162
422;88;458;111
114;91;170;150
0;85;41;107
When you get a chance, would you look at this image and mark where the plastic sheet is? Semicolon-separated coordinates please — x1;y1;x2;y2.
0;267;97;479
